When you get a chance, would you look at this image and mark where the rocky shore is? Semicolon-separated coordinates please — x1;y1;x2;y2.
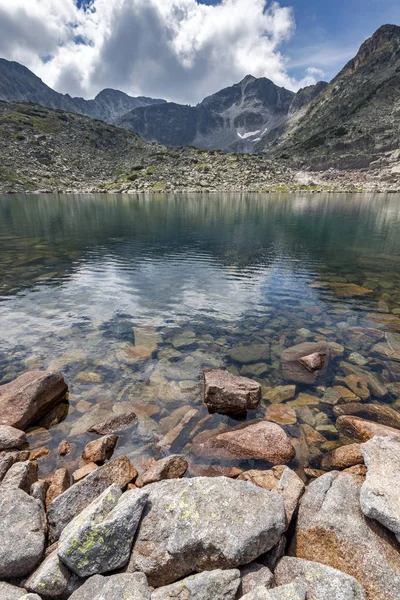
1;351;400;600
0;102;399;195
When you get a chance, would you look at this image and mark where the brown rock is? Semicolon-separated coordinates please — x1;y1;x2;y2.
287;393;320;407
333;402;400;429
263;385;296;404
265;405;297;425
292;471;400;600
281;342;330;385
193;420;295;465
45;468;70;510
0;370;67;430
188;464;243;478
239;563;274;596
344;375;370;401
344;464;367;476
336;416;400;442
157;408;198;451
58;440;72;456
1;460;38;493
136;454;188;487
82;435;118;464
332;385;360;403
29;447;50;461
202;369;261;415
372;341;400;362
300;424;326;445
321;443;364;469
322;282;373;297
87;411;137;435
37;402;69;429
72;462;98;483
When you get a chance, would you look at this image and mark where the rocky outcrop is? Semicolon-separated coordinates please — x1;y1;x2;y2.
47;456;137;543
151;569;240;600
275;557;367;599
360;436;400;542
0;488;46;578
128;477;286;586
202;369;261;415
0;370;67;430
292;471;400;599
193;421;295;464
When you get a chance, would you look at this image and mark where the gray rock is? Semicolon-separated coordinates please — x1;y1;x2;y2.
275;557;367;599
261;535;286;571
0;488;46;578
202;369;261;415
136;455;188;488
30;480;48;507
292;471;400;600
360;436;400;542
0;425;27;450
0;370;67;430
240;583;307;600
228;344;270;365
0;454;15;483
25;550;82;599
1;460;38;493
151;569;240;599
128;477;286;587
0;582;28;600
20;595;42;600
69;573;150;600
47;456;137;543
58;484;148;577
239;563;274;596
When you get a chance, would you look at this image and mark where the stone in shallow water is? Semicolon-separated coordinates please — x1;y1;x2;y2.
264;404;297;425
0;488;46;578
82;435;118;464
151;569;240;600
228;344;270;365
128;477;286;587
333;402;400;429
275;557;367;600
336;416;400;442
202;368;261;415
87;411;137;435
281;343;329;385
321;443;364;469
58;484;148;577
343;375;370;401
292;471;400;600
193;421;295;464
136;454;188;487
0;370;67;430
263;385;296;404
360;436;400;543
321;282;373;297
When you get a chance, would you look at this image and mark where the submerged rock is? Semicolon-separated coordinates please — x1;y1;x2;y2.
58;484;148;577
228;344;270;365
193;421;295;464
0;488;46;578
321;443;364;469
0;370;67;430
333;403;400;429
360;436;400;543
275;557;367;599
263;385;296;404
47;456;137;543
151;569;240;600
202;369;261;415
292;471;400;600
87;411;137;435
336;415;400;442
281;342;330;384
128;476;286;587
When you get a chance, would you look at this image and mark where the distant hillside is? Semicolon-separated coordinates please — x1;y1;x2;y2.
257;24;400;169
0;59;166;124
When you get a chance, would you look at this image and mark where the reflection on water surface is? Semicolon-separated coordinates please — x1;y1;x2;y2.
1;193;400;478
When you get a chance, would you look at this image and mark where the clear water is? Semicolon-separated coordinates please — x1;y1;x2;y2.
1;193;400;479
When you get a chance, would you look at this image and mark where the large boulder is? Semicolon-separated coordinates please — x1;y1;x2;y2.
0;425;27;450
25;551;82;599
193;421;295;464
69;573;150;600
291;471;400;599
136;455;188;488
202;369;260;415
360;436;400;543
275;557;367;599
151;569;240;600
58;485;148;577
128;477;286;587
0;370;67;430
281;342;330;385
47;456;137;543
0;488;46;578
336;416;400;442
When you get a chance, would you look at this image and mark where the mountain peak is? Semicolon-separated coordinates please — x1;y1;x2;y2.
239;74;256;85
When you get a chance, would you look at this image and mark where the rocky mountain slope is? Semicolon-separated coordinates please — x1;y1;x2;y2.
257;25;400;169
0;59;165;124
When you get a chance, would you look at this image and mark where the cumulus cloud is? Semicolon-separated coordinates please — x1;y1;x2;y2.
0;0;323;103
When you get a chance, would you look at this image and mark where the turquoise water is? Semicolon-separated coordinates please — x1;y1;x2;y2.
1;193;400;478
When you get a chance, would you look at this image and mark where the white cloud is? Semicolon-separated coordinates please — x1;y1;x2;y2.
0;0;324;103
